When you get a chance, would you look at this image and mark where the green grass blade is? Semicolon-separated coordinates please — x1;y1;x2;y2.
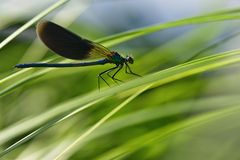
53;85;151;160
1;48;240;155
0;98;104;158
96;104;240;160
97;8;240;46
66;95;240;152
0;0;70;50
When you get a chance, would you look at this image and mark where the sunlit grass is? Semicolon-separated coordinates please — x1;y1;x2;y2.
1;1;240;160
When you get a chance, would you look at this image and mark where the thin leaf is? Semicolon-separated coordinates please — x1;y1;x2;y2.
53;85;151;160
0;0;70;50
96;104;240;160
1;48;240;154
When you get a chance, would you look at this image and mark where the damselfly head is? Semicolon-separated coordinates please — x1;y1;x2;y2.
126;56;134;64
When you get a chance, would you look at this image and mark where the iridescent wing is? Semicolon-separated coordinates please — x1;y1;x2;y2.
37;21;113;60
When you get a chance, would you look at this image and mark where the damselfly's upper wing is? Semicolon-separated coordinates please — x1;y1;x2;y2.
37;21;112;60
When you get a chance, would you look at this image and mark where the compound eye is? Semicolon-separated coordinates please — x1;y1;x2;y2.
128;57;134;64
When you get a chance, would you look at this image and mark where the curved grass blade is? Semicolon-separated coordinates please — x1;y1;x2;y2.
67;95;240;153
0;98;104;158
53;85;151;160
96;104;240;160
18;95;240;159
97;8;240;47
1;49;240;156
0;0;70;50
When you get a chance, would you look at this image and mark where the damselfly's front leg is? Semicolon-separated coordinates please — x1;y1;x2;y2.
125;63;141;77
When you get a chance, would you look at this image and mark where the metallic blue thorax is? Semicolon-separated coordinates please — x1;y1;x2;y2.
109;52;125;64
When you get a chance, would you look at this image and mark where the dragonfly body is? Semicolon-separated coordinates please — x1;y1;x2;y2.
15;21;139;89
16;52;132;67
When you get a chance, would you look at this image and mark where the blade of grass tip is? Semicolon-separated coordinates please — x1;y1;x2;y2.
54;85;152;160
0;98;104;158
96;104;240;160
0;0;70;50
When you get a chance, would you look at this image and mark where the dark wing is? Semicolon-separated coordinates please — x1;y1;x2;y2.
37;21;112;60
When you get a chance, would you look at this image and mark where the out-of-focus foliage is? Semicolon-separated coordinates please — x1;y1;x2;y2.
1;0;240;160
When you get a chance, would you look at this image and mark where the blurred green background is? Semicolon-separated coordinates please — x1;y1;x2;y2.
1;0;240;159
